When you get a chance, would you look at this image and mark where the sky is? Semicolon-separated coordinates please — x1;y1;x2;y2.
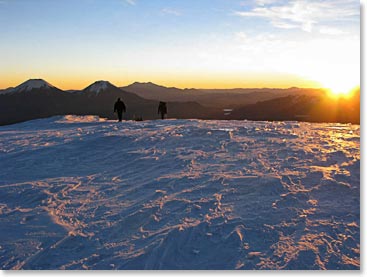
0;0;360;91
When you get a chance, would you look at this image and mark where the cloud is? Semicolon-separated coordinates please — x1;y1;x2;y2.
235;0;359;32
161;8;181;16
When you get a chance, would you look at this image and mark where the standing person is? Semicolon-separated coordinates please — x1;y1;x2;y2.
114;98;126;122
158;101;167;120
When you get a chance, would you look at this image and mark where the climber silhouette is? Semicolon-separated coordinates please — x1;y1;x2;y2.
158;101;167;120
114;98;126;122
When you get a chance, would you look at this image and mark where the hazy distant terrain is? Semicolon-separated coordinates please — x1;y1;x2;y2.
0;79;360;126
230;91;360;124
0;116;360;269
121;82;326;108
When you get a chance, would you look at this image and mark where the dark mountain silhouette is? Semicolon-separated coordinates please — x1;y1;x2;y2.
71;80;216;120
0;79;217;126
0;79;359;125
229;88;360;124
122;82;327;108
3;79;56;94
0;87;14;95
66;80;153;120
0;79;72;125
122;82;202;102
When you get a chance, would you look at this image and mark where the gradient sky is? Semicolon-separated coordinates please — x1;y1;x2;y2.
0;0;360;91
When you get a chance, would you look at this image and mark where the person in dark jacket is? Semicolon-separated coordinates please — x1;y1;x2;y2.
158;101;167;120
114;98;126;122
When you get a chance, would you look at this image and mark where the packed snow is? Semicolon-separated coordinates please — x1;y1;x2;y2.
0;116;360;270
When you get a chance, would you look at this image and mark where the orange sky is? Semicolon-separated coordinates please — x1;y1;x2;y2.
1;71;322;91
0;1;359;93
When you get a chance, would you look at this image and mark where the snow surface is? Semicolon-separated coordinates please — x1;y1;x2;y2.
6;79;56;93
85;81;112;94
0;116;360;270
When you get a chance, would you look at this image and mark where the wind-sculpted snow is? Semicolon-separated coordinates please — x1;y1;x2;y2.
0;116;360;270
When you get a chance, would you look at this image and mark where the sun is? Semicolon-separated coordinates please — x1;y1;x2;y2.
318;75;358;98
328;88;353;98
325;81;359;98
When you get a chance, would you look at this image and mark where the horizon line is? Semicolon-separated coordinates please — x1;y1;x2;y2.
0;78;330;92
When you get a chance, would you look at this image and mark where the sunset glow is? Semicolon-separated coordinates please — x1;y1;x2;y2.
319;72;359;97
0;1;361;270
0;0;360;90
326;86;358;99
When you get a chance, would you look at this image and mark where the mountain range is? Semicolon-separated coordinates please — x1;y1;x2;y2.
120;82;326;108
0;79;216;126
0;79;360;125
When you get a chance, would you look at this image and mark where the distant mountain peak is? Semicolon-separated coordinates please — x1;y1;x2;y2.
84;80;116;94
13;79;55;92
130;81;161;87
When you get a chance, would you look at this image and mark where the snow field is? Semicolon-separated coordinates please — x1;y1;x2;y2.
0;116;360;269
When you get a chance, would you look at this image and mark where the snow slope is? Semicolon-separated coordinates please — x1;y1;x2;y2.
0;116;360;270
